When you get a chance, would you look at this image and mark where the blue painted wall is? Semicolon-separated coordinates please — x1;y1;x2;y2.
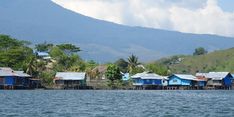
142;79;162;85
223;74;233;86
168;75;192;86
198;81;206;87
4;76;15;85
133;78;162;85
2;76;29;86
133;78;143;85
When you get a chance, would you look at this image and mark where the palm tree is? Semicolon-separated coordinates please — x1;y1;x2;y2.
127;54;140;74
25;56;37;76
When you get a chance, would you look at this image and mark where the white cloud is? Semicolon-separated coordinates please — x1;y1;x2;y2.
52;0;234;37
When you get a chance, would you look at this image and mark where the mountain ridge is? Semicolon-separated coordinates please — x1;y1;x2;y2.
0;0;234;62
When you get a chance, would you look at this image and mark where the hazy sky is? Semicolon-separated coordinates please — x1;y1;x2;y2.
52;0;234;37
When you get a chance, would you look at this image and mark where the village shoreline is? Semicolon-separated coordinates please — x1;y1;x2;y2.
1;88;234;90
1;67;234;90
1;36;234;91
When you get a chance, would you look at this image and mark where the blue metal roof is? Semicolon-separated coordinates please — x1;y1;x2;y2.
36;52;49;57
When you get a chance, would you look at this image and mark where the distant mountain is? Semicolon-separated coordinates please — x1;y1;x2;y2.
157;47;234;74
1;0;234;62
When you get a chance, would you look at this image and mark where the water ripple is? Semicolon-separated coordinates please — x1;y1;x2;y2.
0;90;234;117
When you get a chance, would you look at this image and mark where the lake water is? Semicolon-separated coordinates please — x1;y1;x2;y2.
0;90;234;117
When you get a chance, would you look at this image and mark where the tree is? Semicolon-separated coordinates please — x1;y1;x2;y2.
0;34;34;70
57;44;80;55
39;71;56;88
50;46;84;71
115;58;128;73
105;64;122;89
131;67;145;75
0;35;30;50
35;42;53;52
127;54;140;74
23;55;37;76
193;47;207;56
50;46;65;59
86;60;98;70
146;62;168;76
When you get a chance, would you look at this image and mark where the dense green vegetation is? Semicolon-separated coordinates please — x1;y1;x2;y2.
105;64;122;89
0;34;97;87
193;47;208;56
115;55;144;75
1;34;234;88
35;42;53;52
0;35;34;70
157;48;234;74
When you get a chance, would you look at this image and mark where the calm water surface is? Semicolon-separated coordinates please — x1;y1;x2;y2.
0;90;234;117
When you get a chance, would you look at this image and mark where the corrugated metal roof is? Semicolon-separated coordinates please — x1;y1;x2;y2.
0;67;14;72
131;72;164;79
14;71;31;77
162;76;169;80
196;73;209;77
206;72;230;80
195;72;231;80
0;70;14;76
173;74;196;80
0;70;31;77
194;77;208;81
55;72;86;80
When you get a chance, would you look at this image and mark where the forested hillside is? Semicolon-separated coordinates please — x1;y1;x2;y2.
156;48;234;74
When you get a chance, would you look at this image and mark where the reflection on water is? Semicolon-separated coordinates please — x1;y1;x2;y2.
0;90;234;117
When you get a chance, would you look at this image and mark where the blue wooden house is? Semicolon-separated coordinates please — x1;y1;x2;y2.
0;68;32;89
168;74;196;89
0;68;15;89
206;72;233;89
131;72;165;89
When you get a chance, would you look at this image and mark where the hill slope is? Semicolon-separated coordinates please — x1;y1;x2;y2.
157;48;234;74
1;0;234;62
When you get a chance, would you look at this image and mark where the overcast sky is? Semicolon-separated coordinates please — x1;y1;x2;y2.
52;0;234;37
